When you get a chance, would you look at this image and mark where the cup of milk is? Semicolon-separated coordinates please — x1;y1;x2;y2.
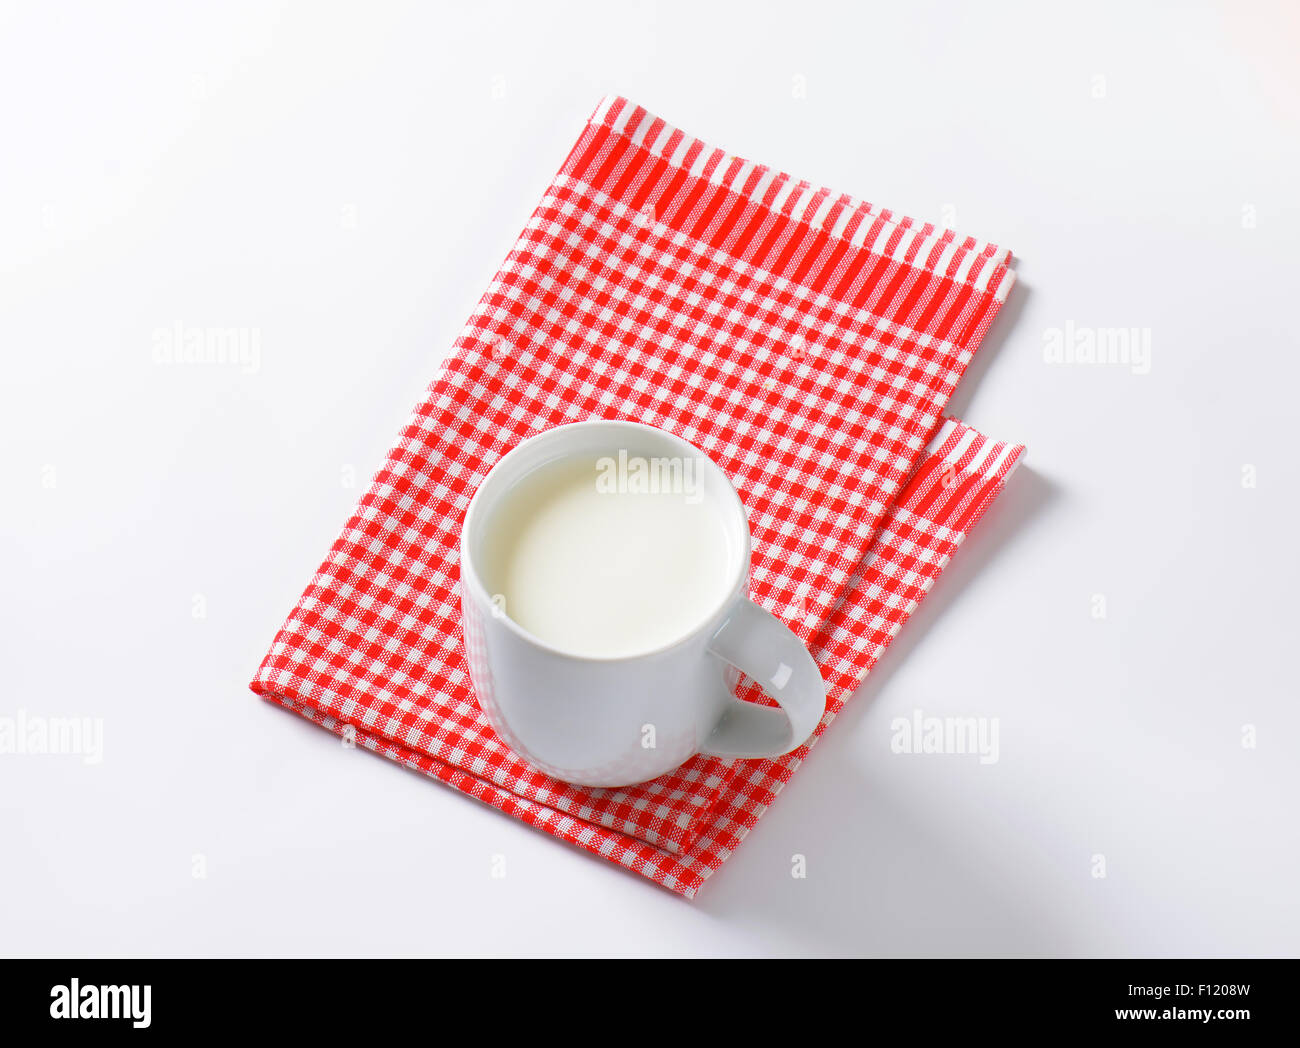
460;419;826;787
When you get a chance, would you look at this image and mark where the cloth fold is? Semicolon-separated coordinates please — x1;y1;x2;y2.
252;96;1024;897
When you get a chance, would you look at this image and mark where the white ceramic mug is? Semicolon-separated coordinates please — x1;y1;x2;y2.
459;420;826;787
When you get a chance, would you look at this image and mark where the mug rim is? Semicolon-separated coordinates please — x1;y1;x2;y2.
460;419;752;663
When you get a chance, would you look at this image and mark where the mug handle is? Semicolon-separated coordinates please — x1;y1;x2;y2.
700;600;827;758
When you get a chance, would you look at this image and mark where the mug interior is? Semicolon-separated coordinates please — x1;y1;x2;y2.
462;420;750;660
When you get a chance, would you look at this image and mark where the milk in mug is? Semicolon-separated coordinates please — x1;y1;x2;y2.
480;453;735;658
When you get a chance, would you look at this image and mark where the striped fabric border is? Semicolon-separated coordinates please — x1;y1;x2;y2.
579;95;1016;304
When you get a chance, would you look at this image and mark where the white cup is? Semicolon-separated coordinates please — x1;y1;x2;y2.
459;420;826;787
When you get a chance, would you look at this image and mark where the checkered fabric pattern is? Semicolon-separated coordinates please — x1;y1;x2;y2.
251;96;1025;897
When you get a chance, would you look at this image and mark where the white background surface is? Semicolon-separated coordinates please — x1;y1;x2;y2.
3;0;1298;957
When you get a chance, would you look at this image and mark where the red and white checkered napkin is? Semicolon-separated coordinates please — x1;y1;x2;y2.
251;96;1024;897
